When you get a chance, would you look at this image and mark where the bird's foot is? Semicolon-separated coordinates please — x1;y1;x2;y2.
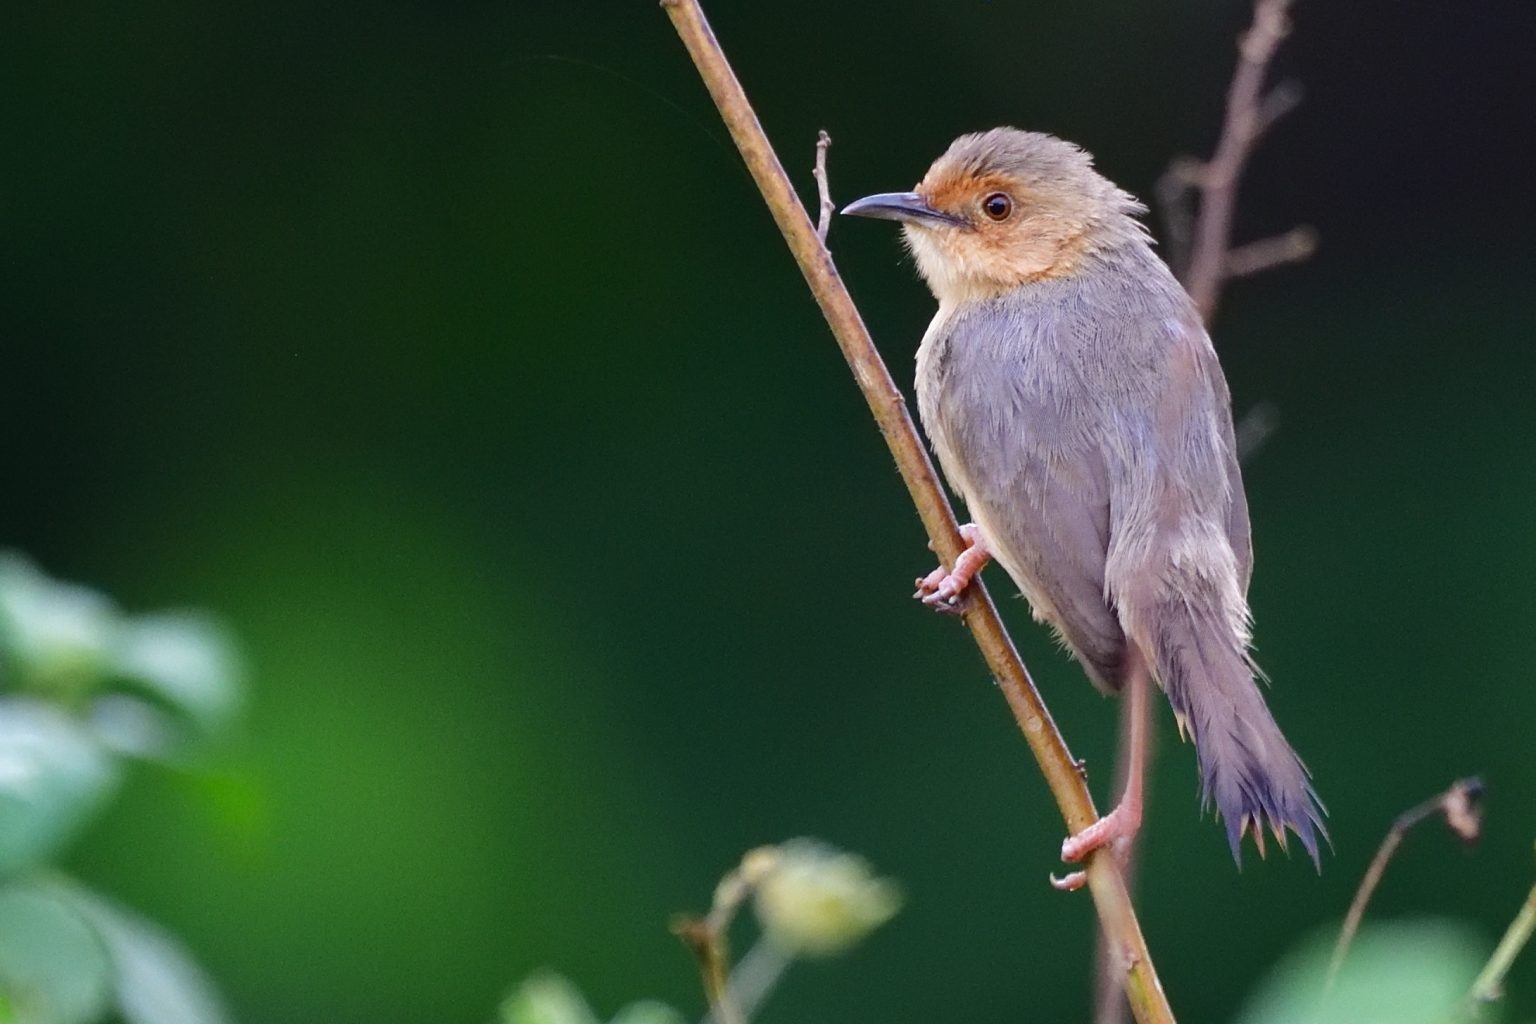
1048;796;1143;893
913;523;990;613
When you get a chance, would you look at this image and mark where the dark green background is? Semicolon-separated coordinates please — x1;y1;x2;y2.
4;1;1534;1021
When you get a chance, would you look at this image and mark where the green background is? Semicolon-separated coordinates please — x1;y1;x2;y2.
3;0;1534;1021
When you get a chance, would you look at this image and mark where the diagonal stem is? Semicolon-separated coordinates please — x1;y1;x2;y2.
1467;877;1536;1012
659;2;1174;1021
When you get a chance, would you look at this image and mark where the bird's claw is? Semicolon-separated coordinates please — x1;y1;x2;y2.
913;567;966;612
913;524;990;613
1049;801;1142;893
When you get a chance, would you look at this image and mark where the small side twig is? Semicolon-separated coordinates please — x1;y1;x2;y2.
672;847;778;1024
1466;865;1536;1014
1224;225;1317;280
812;130;834;243
1324;777;1485;994
673;919;741;1024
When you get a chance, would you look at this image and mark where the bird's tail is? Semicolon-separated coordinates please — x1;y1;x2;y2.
1146;595;1326;866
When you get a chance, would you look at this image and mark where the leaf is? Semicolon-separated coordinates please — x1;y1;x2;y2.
0;700;119;874
56;886;233;1024
607;1001;687;1024
500;973;600;1024
105;613;244;751
0;881;114;1024
0;556;119;701
1233;918;1491;1024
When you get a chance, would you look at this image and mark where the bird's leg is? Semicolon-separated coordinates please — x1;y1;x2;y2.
913;523;990;612
1050;648;1150;892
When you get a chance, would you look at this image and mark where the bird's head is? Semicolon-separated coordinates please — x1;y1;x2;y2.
842;128;1146;307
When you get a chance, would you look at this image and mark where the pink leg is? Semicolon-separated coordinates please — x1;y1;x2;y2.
913;523;991;613
1050;647;1150;892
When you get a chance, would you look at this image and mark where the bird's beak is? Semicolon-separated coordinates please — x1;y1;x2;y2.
840;191;964;227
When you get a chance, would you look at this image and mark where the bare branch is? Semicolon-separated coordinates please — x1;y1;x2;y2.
813;130;834;244
659;3;1173;1022
1224;225;1318;280
1175;0;1308;323
1325;777;1485;994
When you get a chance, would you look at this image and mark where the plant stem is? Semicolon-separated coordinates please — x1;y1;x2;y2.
658;3;1174;1021
1466;878;1536;1011
674;917;744;1024
1326;778;1484;994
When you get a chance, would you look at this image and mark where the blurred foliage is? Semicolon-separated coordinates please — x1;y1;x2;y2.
0;556;241;1024
500;974;685;1024
2;0;1535;1022
1237;919;1492;1024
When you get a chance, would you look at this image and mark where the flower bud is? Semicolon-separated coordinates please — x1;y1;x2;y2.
751;839;900;957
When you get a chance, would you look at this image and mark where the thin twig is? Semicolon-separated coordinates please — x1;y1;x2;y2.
813;130;834;243
1181;0;1302;323
1324;777;1485;994
672;847;777;1024
1466;869;1536;1013
658;3;1173;1022
672;853;780;1024
673;917;743;1024
1224;225;1318;280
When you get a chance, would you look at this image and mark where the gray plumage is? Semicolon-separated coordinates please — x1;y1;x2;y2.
896;129;1324;862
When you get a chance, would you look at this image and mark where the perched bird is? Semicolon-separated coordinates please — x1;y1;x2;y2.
843;128;1323;881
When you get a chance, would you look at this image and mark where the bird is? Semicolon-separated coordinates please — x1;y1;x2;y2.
842;128;1324;884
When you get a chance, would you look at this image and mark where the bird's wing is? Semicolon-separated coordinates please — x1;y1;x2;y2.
921;302;1127;691
1102;311;1321;860
1199;316;1254;592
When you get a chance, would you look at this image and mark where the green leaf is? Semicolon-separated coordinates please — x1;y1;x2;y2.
0;700;119;874
0;556;119;701
101;613;244;754
607;1001;686;1024
0;881;114;1024
500;973;600;1024
57;886;232;1024
1233;918;1491;1024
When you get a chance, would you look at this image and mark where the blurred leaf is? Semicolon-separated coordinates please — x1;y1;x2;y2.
500;973;600;1024
607;1001;686;1024
82;695;182;762
1233;918;1490;1024
58;885;232;1024
0;881;113;1024
0;556;118;702
0;700;118;875
97;613;244;757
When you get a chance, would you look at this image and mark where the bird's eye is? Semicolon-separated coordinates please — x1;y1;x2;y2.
981;193;1013;221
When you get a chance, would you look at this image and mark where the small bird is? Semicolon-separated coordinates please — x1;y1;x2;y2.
843;128;1323;881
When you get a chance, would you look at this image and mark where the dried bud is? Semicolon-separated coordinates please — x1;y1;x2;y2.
751;839;900;958
1441;778;1484;845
